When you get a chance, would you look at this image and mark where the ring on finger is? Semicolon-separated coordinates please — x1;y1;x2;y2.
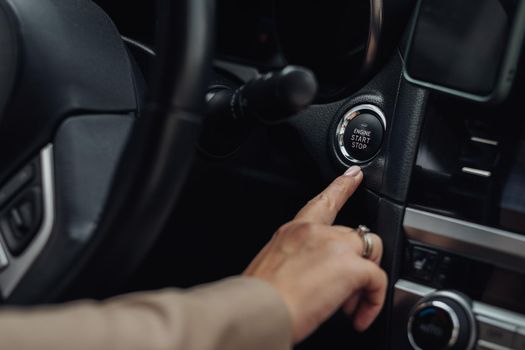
356;225;374;259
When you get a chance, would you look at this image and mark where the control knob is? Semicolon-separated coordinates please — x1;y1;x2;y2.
408;291;477;350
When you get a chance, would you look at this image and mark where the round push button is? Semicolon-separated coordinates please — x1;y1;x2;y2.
335;105;386;163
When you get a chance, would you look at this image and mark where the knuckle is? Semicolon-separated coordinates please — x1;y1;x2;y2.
286;221;318;240
275;222;292;237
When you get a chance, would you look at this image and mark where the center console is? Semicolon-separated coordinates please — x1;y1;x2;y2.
391;77;525;350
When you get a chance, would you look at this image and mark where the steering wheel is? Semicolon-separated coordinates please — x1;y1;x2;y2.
0;0;213;302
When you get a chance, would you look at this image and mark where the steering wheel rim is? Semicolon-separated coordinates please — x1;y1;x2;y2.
0;0;214;302
64;0;215;299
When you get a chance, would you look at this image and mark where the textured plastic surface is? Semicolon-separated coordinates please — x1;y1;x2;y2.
290;52;428;203
8;114;133;302
0;0;137;187
0;3;17;119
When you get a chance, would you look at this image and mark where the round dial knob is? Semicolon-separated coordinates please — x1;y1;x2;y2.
408;291;477;350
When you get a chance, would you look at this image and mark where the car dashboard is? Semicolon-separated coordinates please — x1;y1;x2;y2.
21;0;525;349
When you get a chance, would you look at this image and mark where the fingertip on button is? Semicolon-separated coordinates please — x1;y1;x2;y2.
344;166;362;177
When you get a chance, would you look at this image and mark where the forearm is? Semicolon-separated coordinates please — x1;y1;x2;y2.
0;277;292;350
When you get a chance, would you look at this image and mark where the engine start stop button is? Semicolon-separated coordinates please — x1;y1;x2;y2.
335;104;386;163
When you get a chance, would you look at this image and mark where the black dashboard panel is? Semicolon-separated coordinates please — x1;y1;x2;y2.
82;1;525;350
407;61;525;234
216;0;284;67
216;0;379;100
92;0;155;45
274;0;371;97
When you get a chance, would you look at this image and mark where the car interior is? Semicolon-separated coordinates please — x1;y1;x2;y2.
0;0;524;349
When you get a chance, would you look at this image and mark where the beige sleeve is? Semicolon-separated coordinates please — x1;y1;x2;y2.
0;276;292;350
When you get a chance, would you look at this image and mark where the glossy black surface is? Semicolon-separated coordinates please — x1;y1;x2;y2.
341;112;384;162
406;0;512;95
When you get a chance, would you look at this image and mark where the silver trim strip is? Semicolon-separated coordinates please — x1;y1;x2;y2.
0;146;55;298
0;241;8;271
477;339;512;350
474;303;525;328
121;36;156;56
461;167;492;178
395;279;435;297
404;208;525;273
470;137;499;146
364;0;383;71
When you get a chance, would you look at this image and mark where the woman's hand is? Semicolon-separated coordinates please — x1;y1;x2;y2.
244;166;387;344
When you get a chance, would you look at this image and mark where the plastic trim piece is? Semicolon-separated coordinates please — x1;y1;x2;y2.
395;279;435;297
404;208;525;273
0;146;55;298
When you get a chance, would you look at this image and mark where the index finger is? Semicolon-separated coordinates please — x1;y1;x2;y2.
294;166;363;225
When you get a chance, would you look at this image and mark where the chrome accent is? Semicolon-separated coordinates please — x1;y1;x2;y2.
407;291;477;350
364;0;383;71
395;279;435;297
462;167;492;178
335;104;387;164
435;291;478;350
477;339;512;350
0;146;55;298
362;233;374;259
474;303;525;330
470;137;499;146
404;208;525;273
0;241;8;271
408;300;461;350
121;36;156;56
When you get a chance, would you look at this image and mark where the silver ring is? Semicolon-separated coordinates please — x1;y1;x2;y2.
356;225;374;259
